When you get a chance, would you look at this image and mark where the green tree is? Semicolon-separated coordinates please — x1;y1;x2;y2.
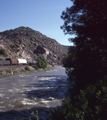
47;1;107;120
48;78;107;120
61;0;107;90
36;56;47;68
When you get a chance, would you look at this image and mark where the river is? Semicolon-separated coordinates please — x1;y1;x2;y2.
0;66;70;120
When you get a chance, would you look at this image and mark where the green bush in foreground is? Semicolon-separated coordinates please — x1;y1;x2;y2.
48;78;107;120
36;56;47;68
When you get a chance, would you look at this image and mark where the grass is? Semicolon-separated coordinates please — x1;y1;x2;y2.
23;66;35;73
23;69;35;73
13;71;17;74
0;64;54;78
5;69;12;76
36;66;54;72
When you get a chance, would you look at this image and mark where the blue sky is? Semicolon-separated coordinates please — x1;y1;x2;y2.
0;0;73;46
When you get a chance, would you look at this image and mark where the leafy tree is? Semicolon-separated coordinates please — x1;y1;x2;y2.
48;0;107;120
48;78;107;120
36;56;47;68
61;0;107;90
47;1;107;120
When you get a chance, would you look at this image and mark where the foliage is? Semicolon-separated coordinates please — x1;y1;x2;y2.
48;79;107;120
6;69;12;75
0;49;8;57
47;53;51;59
61;0;107;90
28;110;39;120
47;0;107;120
0;69;12;77
3;53;8;57
36;56;47;68
25;66;31;71
13;71;17;74
0;49;5;55
24;66;34;73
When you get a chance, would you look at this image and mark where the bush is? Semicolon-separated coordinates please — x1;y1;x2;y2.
0;49;5;55
0;49;8;57
13;71;17;74
48;79;107;120
36;56;47;68
25;66;31;71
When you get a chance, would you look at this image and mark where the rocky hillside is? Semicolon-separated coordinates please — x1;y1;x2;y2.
0;26;68;64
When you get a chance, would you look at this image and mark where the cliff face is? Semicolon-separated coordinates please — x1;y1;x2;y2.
0;26;68;64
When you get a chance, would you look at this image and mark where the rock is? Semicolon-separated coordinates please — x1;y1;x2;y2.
47;97;54;101
53;54;57;58
0;26;68;64
33;46;49;58
0;44;5;49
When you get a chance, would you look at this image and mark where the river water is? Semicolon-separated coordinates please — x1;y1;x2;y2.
0;66;70;120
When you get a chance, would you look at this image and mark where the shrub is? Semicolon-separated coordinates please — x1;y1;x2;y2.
6;69;11;74
13;71;17;74
0;49;5;55
25;66;31;71
0;49;8;57
48;79;107;120
36;56;47;68
5;69;12;75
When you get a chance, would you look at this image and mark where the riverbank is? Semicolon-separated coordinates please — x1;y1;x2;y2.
0;66;68;120
0;64;55;78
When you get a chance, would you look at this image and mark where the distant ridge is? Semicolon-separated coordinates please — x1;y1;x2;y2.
0;26;68;64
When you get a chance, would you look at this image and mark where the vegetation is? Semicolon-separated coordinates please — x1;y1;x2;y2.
61;0;107;90
6;69;12;75
25;66;31;71
48;0;107;120
28;110;39;120
0;69;12;77
0;49;5;55
0;49;8;57
48;79;107;120
36;56;47;68
24;66;35;73
36;65;54;72
13;70;17;74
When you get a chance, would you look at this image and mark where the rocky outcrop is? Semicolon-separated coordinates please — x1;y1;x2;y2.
34;45;49;58
0;26;68;64
0;44;5;49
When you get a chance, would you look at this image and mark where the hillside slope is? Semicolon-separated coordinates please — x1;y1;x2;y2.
0;26;68;64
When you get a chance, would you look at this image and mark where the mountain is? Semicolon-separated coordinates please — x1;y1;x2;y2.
0;26;68;64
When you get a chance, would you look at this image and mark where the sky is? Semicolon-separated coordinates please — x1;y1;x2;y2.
0;0;73;46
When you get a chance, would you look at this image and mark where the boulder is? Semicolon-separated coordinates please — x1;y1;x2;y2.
34;46;49;58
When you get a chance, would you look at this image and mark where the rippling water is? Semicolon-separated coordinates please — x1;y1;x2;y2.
0;66;70;120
